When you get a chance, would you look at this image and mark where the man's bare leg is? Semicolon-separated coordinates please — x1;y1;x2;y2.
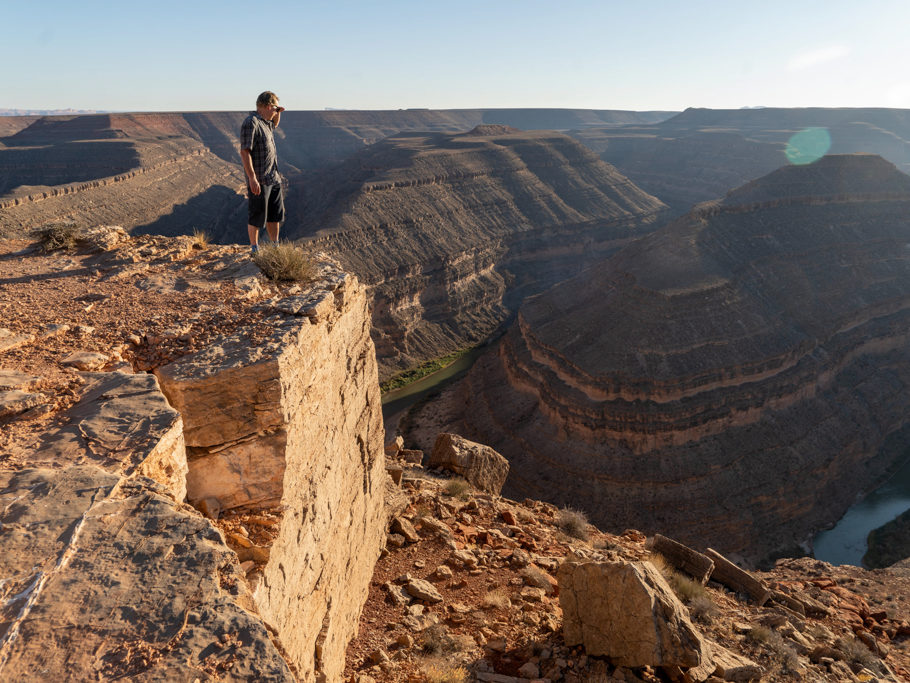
266;221;280;243
248;224;260;247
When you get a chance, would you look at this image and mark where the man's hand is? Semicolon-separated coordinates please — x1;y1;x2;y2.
249;177;261;195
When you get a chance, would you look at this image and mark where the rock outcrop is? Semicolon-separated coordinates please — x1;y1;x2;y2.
0;237;387;681
154;260;386;681
559;560;708;667
289;128;667;377
408;154;910;564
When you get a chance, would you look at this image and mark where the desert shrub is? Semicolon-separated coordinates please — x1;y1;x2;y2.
520;565;554;593
482;589;511;610
688;594;719;623
36;221;82;252
836;636;877;669
747;626;773;644
557;506;589;541
420;624;467;656
190;228;210;249
443;478;471;500
253;242;315;281
420;657;469;683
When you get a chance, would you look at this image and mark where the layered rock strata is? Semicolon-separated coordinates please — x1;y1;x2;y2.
289;128;667;377
410;155;910;564
155;261;386;681
0;372;294;680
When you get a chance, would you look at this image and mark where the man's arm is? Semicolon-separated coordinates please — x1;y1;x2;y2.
273;106;284;128
240;148;260;195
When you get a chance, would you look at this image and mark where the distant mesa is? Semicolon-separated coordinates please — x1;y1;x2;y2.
412;153;910;565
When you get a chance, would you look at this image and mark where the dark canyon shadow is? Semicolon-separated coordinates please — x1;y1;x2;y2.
133;185;246;243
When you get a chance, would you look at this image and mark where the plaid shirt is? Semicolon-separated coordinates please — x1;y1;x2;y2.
240;112;280;185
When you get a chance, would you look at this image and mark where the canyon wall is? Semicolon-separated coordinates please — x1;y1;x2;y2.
408;155;910;565
0;254;386;681
288;128;668;377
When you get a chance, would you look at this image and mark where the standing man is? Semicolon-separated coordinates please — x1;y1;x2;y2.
240;91;285;253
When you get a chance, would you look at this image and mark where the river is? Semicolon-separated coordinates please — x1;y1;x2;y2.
812;455;910;567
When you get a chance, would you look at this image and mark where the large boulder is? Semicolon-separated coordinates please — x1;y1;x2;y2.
558;559;708;668
428;432;509;494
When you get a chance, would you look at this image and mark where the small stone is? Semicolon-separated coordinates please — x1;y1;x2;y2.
368;649;389;665
385;435;404;456
433;565;454;581
387;533;406;548
74;325;95;336
395;634;414;649
414;560;426;569
128;334;142;346
196;496;221;520
386;466;403;485
406;578;443;603
518;662;540;678
391;517;420;543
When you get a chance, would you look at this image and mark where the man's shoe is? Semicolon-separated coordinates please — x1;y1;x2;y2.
251;244;258;254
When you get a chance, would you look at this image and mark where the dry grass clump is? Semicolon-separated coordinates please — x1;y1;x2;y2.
836;636;877;670
520;565;555;594
688;594;719;623
557;506;590;541
36;221;83;252
420;657;469;683
443;478;471;500
420;624;469;656
482;589;511;610
190;228;210;249
253;242;316;281
649;553;706;603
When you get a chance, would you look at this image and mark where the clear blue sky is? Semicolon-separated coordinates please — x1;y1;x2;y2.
4;0;910;112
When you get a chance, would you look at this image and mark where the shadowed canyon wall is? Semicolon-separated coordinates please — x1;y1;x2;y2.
285;127;668;377
408;155;910;565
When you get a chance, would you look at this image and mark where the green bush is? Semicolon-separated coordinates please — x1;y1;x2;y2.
253;242;316;281
443;478;471;500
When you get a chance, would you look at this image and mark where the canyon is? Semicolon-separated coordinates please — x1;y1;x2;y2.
4;106;910;679
405;153;910;566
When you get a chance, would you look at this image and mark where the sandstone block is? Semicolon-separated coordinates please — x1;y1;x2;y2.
391;516;420;543
428;432;509;494
399;448;424;464
558;560;708;668
0;390;45;419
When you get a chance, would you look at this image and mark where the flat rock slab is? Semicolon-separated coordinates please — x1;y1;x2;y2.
30;372;187;500
0;389;45;419
62;351;109;371
0;329;34;353
0;465;294;681
0;370;38;390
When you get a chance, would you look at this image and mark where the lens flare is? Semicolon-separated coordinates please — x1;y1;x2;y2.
785;127;831;165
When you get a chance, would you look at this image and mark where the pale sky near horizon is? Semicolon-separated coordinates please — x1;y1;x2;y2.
4;0;910;113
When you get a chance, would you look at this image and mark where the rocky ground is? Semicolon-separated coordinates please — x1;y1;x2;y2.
0;227;294;461
345;447;910;682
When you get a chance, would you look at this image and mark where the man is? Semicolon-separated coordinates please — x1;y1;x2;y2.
240;91;285;253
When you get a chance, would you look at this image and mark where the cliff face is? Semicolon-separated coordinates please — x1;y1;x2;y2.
408;155;910;564
288;128;668;377
0;237;386;681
